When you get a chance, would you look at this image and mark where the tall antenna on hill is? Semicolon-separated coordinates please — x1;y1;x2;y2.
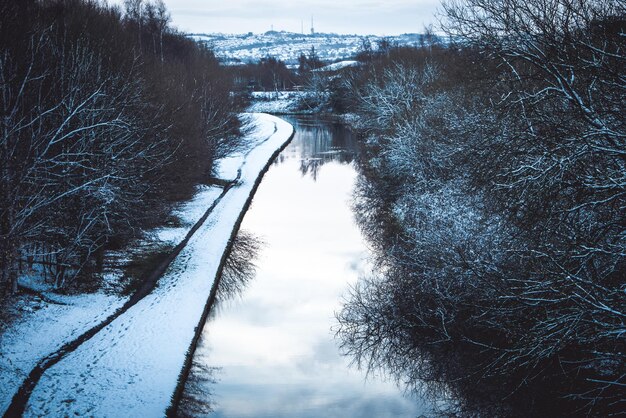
311;15;315;35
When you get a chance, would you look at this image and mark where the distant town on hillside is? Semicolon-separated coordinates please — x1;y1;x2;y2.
188;31;444;65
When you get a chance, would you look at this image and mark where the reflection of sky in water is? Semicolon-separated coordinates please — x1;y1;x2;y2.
183;116;431;417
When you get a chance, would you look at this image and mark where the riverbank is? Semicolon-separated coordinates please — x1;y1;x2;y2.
247;91;331;114
177;115;431;417
0;113;294;417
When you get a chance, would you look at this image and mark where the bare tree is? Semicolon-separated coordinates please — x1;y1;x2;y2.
336;2;625;414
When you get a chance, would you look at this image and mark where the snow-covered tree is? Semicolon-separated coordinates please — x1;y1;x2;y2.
337;2;625;415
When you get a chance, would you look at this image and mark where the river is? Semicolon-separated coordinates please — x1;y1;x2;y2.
178;115;433;418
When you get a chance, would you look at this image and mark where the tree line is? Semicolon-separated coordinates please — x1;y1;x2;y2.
334;0;625;416
0;0;242;296
229;46;325;94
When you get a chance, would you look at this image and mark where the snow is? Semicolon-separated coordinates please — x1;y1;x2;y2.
0;293;126;414
1;180;232;414
215;114;278;181
21;114;293;417
247;90;326;114
153;185;223;246
171;186;222;227
313;60;360;72
1;180;235;415
187;32;433;65
161;129;294;242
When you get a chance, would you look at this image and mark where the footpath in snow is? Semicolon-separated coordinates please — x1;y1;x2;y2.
1;113;293;417
0;183;226;416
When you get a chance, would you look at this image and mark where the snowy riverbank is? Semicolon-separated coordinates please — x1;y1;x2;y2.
0;113;294;417
247;91;330;114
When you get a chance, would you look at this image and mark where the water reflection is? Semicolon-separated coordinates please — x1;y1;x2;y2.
280;116;358;180
178;230;262;417
218;230;264;304
337;166;462;417
178;360;219;418
177;116;431;418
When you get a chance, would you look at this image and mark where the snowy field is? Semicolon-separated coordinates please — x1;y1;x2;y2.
313;60;360;72
0;114;293;417
247;91;329;114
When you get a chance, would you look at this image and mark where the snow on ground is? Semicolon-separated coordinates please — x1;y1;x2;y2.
247;90;326;114
23;114;293;417
1;187;226;416
0;293;126;414
154;185;223;245
313;60;360;72
1;177;227;414
215;114;278;181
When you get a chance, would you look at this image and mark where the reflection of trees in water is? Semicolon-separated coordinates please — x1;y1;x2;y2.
337;172;541;417
218;230;264;303
177;361;219;418
177;230;263;417
290;117;359;180
338;175;458;414
341;165;626;417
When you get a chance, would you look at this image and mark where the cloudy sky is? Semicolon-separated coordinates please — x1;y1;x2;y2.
110;0;441;35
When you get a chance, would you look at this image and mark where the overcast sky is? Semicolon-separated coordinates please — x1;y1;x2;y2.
109;0;441;35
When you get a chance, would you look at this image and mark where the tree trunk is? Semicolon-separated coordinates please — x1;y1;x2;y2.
10;265;17;294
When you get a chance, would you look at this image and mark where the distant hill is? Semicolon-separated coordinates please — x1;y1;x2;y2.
188;32;441;65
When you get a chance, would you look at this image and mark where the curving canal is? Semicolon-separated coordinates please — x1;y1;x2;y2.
178;116;433;418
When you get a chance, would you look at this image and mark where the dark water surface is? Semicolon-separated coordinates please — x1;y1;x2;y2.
179;116;432;418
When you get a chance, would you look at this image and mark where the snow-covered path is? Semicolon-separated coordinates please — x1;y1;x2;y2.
14;114;293;417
